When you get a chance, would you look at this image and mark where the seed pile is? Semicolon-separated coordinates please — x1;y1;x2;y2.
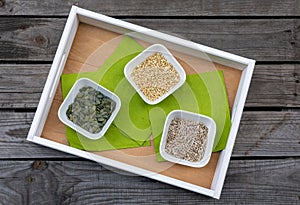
131;52;180;101
66;86;115;134
165;118;208;162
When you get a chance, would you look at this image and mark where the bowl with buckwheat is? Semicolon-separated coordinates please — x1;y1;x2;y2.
124;44;186;105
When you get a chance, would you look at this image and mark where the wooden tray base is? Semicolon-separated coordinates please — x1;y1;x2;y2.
42;23;242;189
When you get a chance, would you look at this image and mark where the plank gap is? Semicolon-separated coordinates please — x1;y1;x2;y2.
256;61;300;65
1;15;300;19
0;61;53;64
244;107;284;111
2;61;300;65
12;108;37;113
2;107;299;113
1;156;298;161
231;156;300;160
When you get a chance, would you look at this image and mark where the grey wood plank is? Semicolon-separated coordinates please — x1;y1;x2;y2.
0;18;299;61
0;159;298;204
0;64;299;109
0;18;65;61
0;64;49;108
233;111;300;156
0;111;74;158
247;64;300;107
127;18;300;62
0;0;300;16
0;111;299;158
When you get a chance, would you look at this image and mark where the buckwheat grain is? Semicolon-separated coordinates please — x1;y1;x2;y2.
131;52;180;101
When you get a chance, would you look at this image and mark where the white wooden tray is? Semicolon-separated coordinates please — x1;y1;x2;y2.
27;6;255;199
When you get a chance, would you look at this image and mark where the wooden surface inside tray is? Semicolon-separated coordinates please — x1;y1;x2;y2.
41;23;242;189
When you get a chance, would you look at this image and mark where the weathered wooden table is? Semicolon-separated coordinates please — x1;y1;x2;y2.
0;1;299;204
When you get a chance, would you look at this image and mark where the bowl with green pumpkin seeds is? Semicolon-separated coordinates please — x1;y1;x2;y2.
58;78;121;140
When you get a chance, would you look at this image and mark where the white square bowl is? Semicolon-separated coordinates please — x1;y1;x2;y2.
160;110;216;168
58;78;121;140
124;44;186;105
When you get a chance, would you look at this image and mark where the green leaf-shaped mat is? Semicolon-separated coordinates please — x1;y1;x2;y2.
61;36;231;159
61;36;151;151
149;71;231;161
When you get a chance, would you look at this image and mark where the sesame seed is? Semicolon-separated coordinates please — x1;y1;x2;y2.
165;118;209;162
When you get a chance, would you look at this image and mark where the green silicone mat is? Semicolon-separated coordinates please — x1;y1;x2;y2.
61;36;231;160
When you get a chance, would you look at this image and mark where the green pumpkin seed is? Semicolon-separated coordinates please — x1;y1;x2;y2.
66;86;115;134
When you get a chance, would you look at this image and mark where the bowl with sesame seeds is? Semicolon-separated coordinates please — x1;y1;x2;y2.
124;44;186;105
159;110;216;168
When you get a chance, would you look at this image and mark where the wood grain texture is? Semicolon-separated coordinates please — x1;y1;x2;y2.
0;111;299;159
233;111;300;157
0;0;300;16
0;64;299;109
0;64;49;108
0;18;65;61
1;18;300;61
0;159;298;204
0;111;74;158
0;0;299;203
127;18;300;62
247;64;300;107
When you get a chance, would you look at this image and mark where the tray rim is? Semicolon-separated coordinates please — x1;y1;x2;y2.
27;6;255;199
